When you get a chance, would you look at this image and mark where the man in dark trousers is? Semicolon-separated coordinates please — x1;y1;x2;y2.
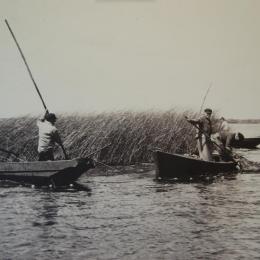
37;110;68;161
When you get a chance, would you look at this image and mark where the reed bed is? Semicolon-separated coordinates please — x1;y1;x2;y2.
0;110;204;165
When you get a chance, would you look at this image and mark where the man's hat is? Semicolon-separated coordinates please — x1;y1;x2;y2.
204;108;212;113
45;113;57;122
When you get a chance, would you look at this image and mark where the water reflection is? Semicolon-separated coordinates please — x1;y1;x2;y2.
0;181;92;194
32;193;58;227
1;170;260;259
50;182;92;194
1;122;260;259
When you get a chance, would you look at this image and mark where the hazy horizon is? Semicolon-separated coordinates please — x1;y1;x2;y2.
1;0;259;119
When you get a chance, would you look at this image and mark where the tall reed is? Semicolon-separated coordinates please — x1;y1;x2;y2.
0;110;206;165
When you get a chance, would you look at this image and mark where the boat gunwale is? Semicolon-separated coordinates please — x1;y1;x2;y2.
155;150;236;166
0;169;59;174
0;158;86;174
0;158;80;165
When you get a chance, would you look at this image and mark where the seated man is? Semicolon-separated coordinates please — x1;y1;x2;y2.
37;110;68;161
224;132;244;150
212;131;244;161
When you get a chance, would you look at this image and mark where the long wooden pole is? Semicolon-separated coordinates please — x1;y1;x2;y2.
86;143;111;157
5;20;71;160
86;143;114;170
199;82;212;115
5;19;48;111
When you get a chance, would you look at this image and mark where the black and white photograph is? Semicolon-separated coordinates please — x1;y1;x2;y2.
0;0;260;259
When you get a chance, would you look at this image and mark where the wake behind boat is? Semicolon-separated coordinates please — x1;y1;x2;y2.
0;158;94;186
153;151;238;181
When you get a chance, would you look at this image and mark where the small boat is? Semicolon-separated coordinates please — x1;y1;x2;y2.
232;137;260;149
0;158;94;186
153;151;238;180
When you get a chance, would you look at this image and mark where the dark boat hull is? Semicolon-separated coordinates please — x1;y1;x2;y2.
0;158;94;186
232;137;260;149
153;151;237;180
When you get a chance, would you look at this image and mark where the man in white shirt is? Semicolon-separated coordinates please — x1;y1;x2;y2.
37;111;68;161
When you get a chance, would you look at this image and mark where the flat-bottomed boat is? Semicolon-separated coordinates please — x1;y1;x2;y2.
232;137;260;149
153;151;238;180
0;158;94;186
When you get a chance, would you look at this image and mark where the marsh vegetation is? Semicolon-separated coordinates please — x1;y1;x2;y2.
0;110;219;165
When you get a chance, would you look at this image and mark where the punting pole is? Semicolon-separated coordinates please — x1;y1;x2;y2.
5;19;48;112
5;19;70;160
199;82;212;115
86;143;111;157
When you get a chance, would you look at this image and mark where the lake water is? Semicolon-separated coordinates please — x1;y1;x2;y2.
1;124;260;260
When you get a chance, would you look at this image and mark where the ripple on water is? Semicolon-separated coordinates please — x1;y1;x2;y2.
0;162;260;259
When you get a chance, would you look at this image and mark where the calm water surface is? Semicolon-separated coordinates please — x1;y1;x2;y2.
1;124;260;260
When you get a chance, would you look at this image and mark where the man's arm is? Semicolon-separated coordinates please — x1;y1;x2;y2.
225;133;235;149
53;131;69;160
185;116;201;125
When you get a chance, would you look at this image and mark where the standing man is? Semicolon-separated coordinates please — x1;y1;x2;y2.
186;108;213;161
37;110;68;161
219;117;231;133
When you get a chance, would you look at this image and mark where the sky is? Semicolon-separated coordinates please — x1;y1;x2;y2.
0;0;259;119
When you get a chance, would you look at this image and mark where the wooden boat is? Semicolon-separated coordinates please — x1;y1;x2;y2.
153;151;238;180
0;158;94;186
232;137;260;149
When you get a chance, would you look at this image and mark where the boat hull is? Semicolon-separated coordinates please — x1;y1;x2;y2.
153;151;237;180
232;137;260;149
0;158;94;186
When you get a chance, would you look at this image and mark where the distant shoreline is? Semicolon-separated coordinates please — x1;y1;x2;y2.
228;119;260;124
